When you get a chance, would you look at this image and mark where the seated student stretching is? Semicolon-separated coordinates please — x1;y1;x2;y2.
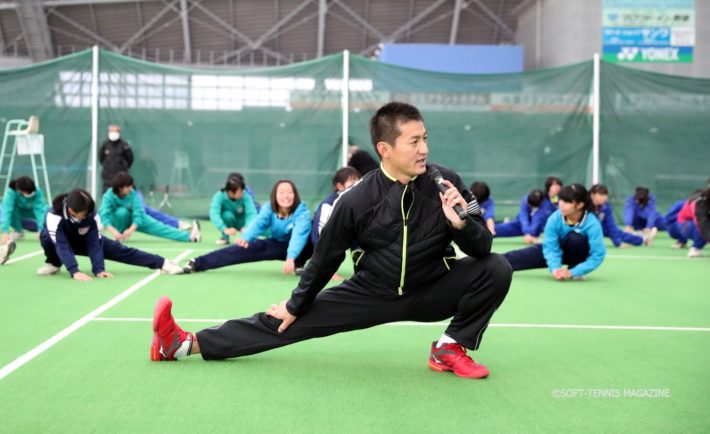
623;186;665;234
494;189;555;244
676;189;708;258
184;179;312;275
1;176;49;244
590;184;655;247
100;172;201;243
35;189;184;280
210;173;258;245
504;184;606;280
470;181;495;235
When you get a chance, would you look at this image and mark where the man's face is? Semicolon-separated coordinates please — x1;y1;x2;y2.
379;120;428;180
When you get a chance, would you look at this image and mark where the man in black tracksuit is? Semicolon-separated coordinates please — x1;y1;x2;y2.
99;124;134;193
151;102;512;379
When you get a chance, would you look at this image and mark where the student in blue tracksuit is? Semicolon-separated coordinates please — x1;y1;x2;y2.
623;187;665;233
665;189;703;249
100;172;200;243
210;173;258;245
590;184;655;247
310;166;360;246
184;179;312;275
494;189;555;244
503;184;606;280
36;189;184;280
470;181;495;235
1;176;49;244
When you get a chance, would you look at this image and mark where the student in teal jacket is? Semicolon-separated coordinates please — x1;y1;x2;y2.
184;179;312;275
210;173;257;245
100;172;200;243
1;176;49;244
503;183;606;280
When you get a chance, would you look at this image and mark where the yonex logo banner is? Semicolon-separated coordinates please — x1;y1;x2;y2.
602;0;694;63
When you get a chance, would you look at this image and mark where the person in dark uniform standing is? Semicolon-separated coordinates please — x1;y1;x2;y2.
99;124;134;192
150;102;512;379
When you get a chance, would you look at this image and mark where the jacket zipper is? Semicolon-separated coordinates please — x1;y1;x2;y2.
398;185;414;295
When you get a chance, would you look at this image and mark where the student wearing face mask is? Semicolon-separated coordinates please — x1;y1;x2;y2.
98;124;134;193
35;189;185;280
1;176;49;245
210;173;258;245
100;172;201;243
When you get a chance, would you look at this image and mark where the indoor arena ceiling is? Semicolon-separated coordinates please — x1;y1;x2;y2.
0;0;523;67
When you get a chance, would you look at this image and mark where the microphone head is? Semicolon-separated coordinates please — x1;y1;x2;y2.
426;166;442;181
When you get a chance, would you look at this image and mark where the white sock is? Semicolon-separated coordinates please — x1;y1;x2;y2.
436;333;457;348
173;335;193;359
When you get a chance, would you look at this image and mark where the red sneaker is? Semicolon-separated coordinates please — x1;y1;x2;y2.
150;296;193;361
428;341;490;379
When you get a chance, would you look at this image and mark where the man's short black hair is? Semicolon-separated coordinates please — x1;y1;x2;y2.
369;102;423;159
527;189;545;208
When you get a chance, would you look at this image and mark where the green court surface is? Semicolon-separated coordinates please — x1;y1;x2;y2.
1;225;708;433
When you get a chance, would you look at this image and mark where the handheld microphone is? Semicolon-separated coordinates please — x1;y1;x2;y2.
427;166;467;220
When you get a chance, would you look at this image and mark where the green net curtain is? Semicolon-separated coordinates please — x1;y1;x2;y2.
599;61;710;216
0;50;94;200
96;50;344;213
3;49;710;219
348;55;594;207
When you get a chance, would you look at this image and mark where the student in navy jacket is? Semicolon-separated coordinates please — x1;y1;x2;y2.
310;166;361;246
623;187;665;233
494;189;556;244
37;189;184;280
470;181;495;235
590;184;655;247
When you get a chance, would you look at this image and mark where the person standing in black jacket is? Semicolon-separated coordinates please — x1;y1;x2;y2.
99;125;134;192
151;102;512;379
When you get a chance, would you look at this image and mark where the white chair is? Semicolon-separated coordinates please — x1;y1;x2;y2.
0;116;51;202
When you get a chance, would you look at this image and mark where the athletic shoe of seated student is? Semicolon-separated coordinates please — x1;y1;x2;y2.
161;260;185;275
643;227;658;246
182;259;196;274
150;296;194;361
189;221;201;242
688;247;702;258
0;241;16;265
37;263;61;276
215;238;229;245
671;241;687;249
178;221;192;231
428;341;489;379
9;231;24;242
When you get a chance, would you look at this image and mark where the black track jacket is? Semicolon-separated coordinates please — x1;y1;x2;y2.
286;163;492;316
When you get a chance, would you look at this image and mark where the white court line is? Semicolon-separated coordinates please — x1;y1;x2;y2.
5;250;43;264
605;254;701;261
91;317;710;332
0;249;192;381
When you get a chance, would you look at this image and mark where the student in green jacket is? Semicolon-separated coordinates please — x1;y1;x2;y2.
1;176;49;244
100;172;201;243
210;172;257;245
